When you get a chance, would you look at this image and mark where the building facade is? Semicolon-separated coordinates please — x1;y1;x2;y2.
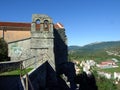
0;14;68;70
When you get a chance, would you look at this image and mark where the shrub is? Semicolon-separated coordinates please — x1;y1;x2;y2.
0;38;9;61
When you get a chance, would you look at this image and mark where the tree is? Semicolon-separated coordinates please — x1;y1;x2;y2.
96;76;117;90
0;38;9;61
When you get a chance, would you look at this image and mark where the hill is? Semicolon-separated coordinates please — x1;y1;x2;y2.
68;46;81;51
69;41;120;51
68;41;120;62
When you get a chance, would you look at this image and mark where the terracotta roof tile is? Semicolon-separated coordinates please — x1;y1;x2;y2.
54;22;64;29
0;22;31;27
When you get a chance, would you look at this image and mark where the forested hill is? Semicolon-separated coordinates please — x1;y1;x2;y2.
68;41;120;55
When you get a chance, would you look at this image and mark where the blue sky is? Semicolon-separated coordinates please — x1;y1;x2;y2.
0;0;120;46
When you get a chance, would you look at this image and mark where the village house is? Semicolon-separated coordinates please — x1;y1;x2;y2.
96;60;118;69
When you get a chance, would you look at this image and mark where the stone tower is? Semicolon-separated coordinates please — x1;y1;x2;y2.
31;14;55;70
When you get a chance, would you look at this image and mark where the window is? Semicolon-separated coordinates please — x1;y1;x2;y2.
36;19;40;31
44;20;49;31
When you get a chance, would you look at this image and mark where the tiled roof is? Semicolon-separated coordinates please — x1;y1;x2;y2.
54;22;64;29
101;60;115;65
0;22;64;30
0;22;30;31
0;22;30;27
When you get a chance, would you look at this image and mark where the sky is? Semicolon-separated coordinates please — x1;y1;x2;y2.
0;0;120;46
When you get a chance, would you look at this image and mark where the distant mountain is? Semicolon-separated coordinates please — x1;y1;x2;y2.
68;46;81;50
68;41;120;55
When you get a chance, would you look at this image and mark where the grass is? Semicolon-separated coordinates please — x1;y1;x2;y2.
0;68;33;76
98;67;120;73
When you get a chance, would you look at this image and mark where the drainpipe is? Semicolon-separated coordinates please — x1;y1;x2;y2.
2;27;6;40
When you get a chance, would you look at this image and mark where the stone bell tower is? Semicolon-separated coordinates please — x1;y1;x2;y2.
31;14;55;70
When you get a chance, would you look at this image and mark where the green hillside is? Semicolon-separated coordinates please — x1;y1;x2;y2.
68;41;120;62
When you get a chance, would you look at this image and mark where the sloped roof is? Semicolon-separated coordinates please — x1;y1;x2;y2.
54;22;64;29
101;60;115;65
0;22;30;27
0;22;64;30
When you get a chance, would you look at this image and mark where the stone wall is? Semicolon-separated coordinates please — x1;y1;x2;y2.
54;28;68;72
0;61;20;73
8;38;31;61
31;14;55;70
0;30;30;43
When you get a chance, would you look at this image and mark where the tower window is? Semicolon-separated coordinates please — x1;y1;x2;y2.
36;19;40;31
44;20;49;31
36;19;40;24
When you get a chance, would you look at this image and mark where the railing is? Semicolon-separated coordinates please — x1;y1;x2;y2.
0;53;55;90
